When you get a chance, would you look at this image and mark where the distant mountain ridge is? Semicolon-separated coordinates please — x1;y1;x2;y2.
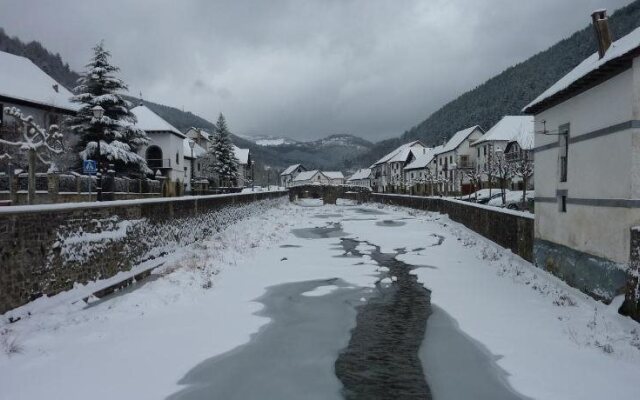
354;0;640;167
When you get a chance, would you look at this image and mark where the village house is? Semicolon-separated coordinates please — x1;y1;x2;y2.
433;125;484;194
131;105;186;193
183;138;207;192
370;140;426;192
291;170;343;186
523;9;640;312
0;50;79;169
504;128;535;190
233;146;251;188
185;127;212;151
471;115;534;188
403;145;442;191
347;168;372;188
280;164;306;187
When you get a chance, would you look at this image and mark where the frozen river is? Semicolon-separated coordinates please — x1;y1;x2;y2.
2;199;639;400
167;200;526;400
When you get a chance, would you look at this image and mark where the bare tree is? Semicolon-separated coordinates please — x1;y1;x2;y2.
464;168;483;202
0;107;64;204
492;148;513;205
511;150;534;209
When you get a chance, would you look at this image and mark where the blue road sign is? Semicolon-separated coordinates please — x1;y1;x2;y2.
83;160;97;175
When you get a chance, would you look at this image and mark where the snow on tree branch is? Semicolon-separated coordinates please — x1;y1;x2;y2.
0;107;64;169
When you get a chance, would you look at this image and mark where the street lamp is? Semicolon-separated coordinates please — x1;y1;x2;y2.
188;139;195;193
251;160;255;192
91;105;105;201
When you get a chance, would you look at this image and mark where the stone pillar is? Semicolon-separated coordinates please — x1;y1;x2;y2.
27;149;36;205
47;173;59;204
102;164;116;201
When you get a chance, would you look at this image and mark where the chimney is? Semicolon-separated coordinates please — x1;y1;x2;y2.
591;9;613;59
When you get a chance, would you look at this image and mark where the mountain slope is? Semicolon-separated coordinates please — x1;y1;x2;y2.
356;1;640;166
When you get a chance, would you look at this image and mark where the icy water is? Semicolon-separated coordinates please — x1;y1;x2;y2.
335;238;432;399
168;203;529;400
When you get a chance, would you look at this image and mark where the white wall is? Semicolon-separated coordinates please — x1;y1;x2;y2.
534;63;640;263
139;131;184;183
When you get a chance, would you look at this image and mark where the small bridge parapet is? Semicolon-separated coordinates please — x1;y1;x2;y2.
288;185;371;204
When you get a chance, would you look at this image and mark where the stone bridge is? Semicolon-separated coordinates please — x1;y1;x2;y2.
288;185;371;204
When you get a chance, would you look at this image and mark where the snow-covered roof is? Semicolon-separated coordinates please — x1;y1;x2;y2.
436;126;483;154
0;50;78;112
293;170;319;181
404;146;442;170
281;164;303;176
233;146;250;165
323;171;344;179
183;139;207;159
511;128;534;150
473;116;533;146
187;127;212;141
347;168;372;181
525;26;640;113
372;140;424;166
131;105;185;137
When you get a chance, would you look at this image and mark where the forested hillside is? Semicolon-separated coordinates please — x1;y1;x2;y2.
355;1;640;166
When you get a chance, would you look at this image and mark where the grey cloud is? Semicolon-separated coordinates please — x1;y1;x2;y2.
0;0;633;140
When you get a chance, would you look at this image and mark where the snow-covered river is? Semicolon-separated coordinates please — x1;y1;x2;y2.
1;199;639;400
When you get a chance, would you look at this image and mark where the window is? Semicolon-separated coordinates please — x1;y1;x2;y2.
559;124;569;182
47;113;60;128
449;156;453;164
197;162;201;172
477;147;480;157
483;146;487;156
559;195;567;212
176;152;180;165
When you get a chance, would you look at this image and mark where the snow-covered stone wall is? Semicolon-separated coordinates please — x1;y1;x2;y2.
0;191;287;313
355;193;534;262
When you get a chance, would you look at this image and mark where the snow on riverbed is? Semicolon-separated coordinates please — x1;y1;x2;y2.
0;201;639;400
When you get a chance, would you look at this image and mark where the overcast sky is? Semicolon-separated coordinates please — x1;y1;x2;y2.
0;0;634;141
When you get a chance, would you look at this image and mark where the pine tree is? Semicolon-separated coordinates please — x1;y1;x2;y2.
68;41;149;174
209;113;239;187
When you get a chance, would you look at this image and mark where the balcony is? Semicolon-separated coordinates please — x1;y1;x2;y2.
147;158;172;170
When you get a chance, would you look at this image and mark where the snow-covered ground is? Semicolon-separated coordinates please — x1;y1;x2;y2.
1;200;638;399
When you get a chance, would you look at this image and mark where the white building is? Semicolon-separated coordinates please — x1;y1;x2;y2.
131;105;186;186
280;164;306;187
370;140;426;192
522;10;636;305
347;168;372;188
291;170;343;186
0;51;79;169
433;125;484;194
322;171;345;185
233;146;251;188
0;51;78;130
183;138;207;192
471;116;534;178
505;128;535;190
403;146;442;187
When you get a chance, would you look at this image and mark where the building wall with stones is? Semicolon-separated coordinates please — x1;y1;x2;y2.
0;191;287;314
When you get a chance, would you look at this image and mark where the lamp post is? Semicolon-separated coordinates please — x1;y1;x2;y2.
188;139;195;194
251;160;255;192
91;105;105;201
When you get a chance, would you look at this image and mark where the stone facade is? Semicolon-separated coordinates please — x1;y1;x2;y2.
0;191;287;314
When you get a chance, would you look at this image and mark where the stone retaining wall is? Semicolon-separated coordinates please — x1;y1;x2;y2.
348;193;534;262
0;191;287;314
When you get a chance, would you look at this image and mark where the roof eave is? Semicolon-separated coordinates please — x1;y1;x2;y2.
524;47;640;115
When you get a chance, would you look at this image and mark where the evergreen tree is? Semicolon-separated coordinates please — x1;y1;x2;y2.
69;41;149;174
209;113;239;187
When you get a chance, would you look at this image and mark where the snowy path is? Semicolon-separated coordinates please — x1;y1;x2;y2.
1;199;639;400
